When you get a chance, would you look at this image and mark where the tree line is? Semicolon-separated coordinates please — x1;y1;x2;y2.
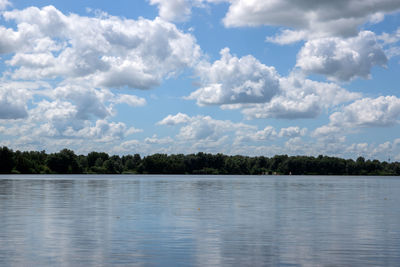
0;146;399;175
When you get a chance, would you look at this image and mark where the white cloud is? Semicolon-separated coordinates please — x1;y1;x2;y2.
66;119;140;142
0;116;141;154
0;81;45;120
24;91;141;141
149;0;192;22
113;94;147;107
279;127;307;138
0;87;29;119
145;135;173;144
147;0;400;46
223;0;400;39
187;48;280;106
313;96;400;138
158;113;312;155
0;0;10;10
148;0;224;22
2;6;201;89
234;126;277;144
330;96;400;128
0;5;193;153
8;52;57;69
0;26;27;54
379;28;400;45
177;115;233;141
29;100;80;135
158;113;255;143
284;137;310;155
251;126;277;140
157;112;191;125
372;141;392;156
240;96;321;120
52;85;113;120
378;28;400;59
185;47;360;119
157;113;298;155
386;46;400;58
266;30;308;45
41;83;146;124
112;139;143;154
297;31;387;81
312;125;342;138
345;143;371;157
241;73;361;119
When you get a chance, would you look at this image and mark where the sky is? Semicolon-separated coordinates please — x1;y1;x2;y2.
0;0;400;160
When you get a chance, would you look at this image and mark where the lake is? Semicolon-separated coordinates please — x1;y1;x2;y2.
0;175;399;266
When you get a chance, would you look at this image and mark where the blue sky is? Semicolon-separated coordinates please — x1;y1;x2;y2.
1;0;400;160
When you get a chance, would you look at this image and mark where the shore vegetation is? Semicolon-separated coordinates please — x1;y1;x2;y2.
0;146;399;175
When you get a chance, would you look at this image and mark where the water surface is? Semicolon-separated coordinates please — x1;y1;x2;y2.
0;175;399;266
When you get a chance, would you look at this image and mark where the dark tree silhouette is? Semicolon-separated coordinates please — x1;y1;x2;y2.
0;146;399;175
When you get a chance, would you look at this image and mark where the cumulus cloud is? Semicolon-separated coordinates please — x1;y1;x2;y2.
149;0;192;22
14;85;142;141
0;81;48;120
186;47;360;119
47;83;146;121
234;125;307;145
223;0;400;39
1;5;201;89
0;26;26;54
266;30;308;45
177;115;238;141
112;139;143;154
330;96;400;128
157;113;307;155
148;0;400;44
346;143;370;156
157;112;191;125
65;119;140;142
158;113;255;142
347;140;400;161
279;127;307;138
0;85;29;119
0;5;198;152
148;0;225;22
250;126;277;140
378;28;400;59
145;135;173;144
29;100;80;136
22;110;140;148
158;113;309;153
52;85;113;120
2;116;141;154
113;94;147;107
379;28;400;45
386;47;400;59
312;125;342;138
314;96;400;137
297;31;387;81
234;126;277;144
240;73;361;119
187;48;280;106
0;0;10;10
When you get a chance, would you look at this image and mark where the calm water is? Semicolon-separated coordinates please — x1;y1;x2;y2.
0;175;399;266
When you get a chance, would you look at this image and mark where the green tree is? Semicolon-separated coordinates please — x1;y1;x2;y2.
14;151;35;174
0;146;14;173
46;149;82;174
87;152;109;168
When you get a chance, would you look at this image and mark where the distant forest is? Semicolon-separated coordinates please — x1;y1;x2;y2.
0;146;399;175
